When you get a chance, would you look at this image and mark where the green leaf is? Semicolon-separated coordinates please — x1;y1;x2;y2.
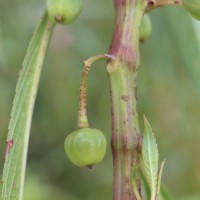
141;173;172;200
142;116;158;200
132;164;142;200
1;13;54;200
163;7;200;93
141;173;151;200
155;159;166;200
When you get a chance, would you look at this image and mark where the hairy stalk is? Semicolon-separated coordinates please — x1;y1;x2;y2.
78;54;109;128
107;0;146;199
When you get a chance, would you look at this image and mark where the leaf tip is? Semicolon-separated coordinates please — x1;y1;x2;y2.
143;115;154;136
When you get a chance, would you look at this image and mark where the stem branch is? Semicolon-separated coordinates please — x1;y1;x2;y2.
146;0;182;12
78;54;110;128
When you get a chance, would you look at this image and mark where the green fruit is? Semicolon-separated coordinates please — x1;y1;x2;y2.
139;14;152;42
182;0;200;21
64;128;107;167
47;0;83;24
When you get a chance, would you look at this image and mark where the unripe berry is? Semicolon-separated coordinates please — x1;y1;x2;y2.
47;0;83;24
139;14;152;42
64;128;107;167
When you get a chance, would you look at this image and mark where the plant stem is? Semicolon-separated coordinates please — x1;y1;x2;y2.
78;54;109;128
146;0;182;12
107;0;146;199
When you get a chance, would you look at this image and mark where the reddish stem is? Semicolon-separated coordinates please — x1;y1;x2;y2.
107;0;146;199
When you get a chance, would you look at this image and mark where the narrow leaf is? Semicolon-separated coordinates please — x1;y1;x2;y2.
142;116;158;200
2;13;54;200
141;172;172;200
156;159;166;200
132;165;142;200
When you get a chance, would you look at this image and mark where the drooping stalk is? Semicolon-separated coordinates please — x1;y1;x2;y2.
107;0;146;199
78;54;109;128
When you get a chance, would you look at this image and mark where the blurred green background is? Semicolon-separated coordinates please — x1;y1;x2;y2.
1;0;200;199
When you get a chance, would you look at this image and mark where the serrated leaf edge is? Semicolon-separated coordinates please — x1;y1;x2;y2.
142;115;159;200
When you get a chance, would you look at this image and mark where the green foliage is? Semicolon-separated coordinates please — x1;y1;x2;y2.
156;159;165;200
141;116;166;200
132;165;142;200
1;13;54;200
142;116;159;200
0;1;200;199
